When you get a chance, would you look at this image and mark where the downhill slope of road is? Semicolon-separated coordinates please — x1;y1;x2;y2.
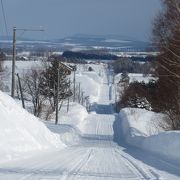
0;69;180;180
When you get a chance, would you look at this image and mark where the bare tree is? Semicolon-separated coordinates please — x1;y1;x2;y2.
23;68;45;117
153;0;180;129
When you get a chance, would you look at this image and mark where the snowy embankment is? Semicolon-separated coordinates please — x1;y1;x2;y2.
0;91;65;163
46;102;88;146
75;71;103;103
118;108;180;162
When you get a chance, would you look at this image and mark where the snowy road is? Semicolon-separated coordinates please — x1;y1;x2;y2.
0;69;180;179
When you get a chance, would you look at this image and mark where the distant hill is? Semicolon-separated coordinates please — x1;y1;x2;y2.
0;34;155;52
56;34;152;51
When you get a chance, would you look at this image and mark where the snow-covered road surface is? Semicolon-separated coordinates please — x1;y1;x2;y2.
0;69;180;179
0;113;165;180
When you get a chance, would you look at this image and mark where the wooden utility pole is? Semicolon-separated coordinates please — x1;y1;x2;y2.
55;67;60;125
73;69;76;102
114;83;118;112
11;27;44;98
67;79;71;112
178;84;180;114
67;97;70;112
81;91;84;105
11;27;16;97
78;82;81;103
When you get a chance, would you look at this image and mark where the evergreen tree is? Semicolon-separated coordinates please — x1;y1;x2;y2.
40;60;72;110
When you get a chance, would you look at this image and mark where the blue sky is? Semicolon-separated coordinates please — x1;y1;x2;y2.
0;0;162;41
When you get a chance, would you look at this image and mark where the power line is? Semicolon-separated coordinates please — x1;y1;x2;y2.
0;0;9;37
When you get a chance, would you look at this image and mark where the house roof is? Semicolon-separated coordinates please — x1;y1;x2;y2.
59;62;75;72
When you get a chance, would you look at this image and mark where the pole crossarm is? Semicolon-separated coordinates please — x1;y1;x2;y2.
58;62;74;75
16;28;44;32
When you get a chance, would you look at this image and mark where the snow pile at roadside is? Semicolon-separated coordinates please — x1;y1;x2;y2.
47;102;88;145
58;102;88;129
45;123;82;146
120;108;164;138
118;108;180;161
75;71;102;103
0;91;65;163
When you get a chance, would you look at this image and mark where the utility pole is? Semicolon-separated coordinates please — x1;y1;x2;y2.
114;83;117;112
11;27;16;97
67;79;71;112
67;97;70;112
178;84;180;114
78;82;81;103
81;91;84;105
11;27;44;98
55;67;60;125
73;65;76;102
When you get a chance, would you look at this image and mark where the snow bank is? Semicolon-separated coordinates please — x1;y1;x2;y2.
58;102;88;130
0;91;65;163
75;71;102;103
45;123;82;146
120;108;164;138
47;102;88;145
118;108;180;162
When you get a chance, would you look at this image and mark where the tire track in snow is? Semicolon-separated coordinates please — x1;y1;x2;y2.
62;149;94;180
70;149;94;180
9;151;61;180
114;149;163;180
17;148;90;180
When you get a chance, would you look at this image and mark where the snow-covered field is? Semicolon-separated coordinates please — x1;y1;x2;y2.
0;61;180;179
115;73;157;84
1;61;44;94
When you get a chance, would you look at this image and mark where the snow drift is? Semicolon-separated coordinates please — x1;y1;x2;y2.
57;102;88;130
0;91;65;163
75;71;102;103
118;108;180;162
47;101;88;145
